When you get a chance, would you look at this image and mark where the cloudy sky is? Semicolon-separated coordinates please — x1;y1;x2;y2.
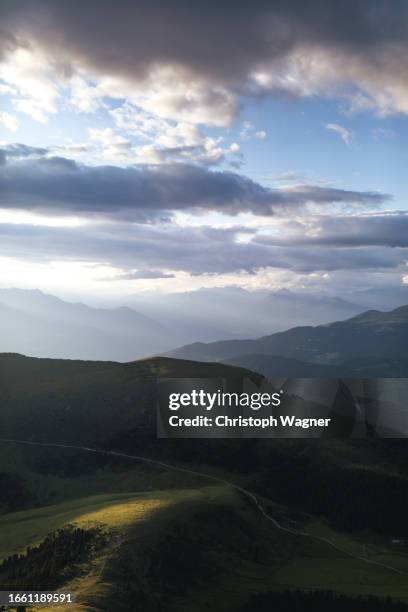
0;0;408;300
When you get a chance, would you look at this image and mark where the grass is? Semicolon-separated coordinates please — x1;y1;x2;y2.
0;485;231;560
0;441;211;515
0;489;188;560
2;480;408;610
273;519;408;601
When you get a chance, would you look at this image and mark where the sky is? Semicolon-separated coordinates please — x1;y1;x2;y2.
0;0;408;302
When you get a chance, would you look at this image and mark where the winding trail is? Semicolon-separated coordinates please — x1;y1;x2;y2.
1;437;407;577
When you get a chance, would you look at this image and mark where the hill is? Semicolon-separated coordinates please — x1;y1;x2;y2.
167;305;408;374
0;353;260;445
225;354;408;378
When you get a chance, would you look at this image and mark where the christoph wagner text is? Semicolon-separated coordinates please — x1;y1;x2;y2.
169;389;282;411
168;415;331;429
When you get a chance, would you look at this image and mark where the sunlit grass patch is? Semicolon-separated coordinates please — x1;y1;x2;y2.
72;497;171;530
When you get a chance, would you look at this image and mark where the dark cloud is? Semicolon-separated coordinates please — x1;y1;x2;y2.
0;143;48;160
0;1;406;81
0;150;389;220
257;213;408;248
0;220;404;276
1;0;408;114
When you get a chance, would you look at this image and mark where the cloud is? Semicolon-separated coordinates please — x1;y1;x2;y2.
0;46;59;123
111;269;175;280
2;1;408;124
257;212;408;248
53;143;89;154
240;121;268;141
0;143;48;159
69;75;103;113
0;111;18;131
0;84;16;95
326;123;352;145
88;127;132;161
0;148;390;220
229;143;240;153
109;104;227;165
132;143;225;166
0;218;404;278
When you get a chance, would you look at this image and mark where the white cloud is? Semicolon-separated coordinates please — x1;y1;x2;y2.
97;67;236;127
12;99;49;124
0;111;19;131
326;122;352;145
69;76;103;113
0;83;16;96
110;103;230;166
89;127;130;148
0;47;59;123
240;121;267;142
88;127;132;161
240;121;253;140
109;104;168;138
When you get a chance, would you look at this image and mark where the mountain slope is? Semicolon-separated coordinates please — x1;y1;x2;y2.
167;305;408;371
225;354;408;378
0;288;174;360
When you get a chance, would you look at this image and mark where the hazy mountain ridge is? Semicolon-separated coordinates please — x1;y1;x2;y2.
0;288;175;361
168;304;408;376
124;286;365;342
2;287;407;375
0;286;367;362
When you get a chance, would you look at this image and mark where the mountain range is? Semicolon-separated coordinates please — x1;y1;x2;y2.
124;286;365;341
2;287;408;376
0;286;367;361
0;288;174;361
167;304;408;377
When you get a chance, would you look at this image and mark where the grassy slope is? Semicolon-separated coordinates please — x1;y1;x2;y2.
2;485;408;611
3;354;408;608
